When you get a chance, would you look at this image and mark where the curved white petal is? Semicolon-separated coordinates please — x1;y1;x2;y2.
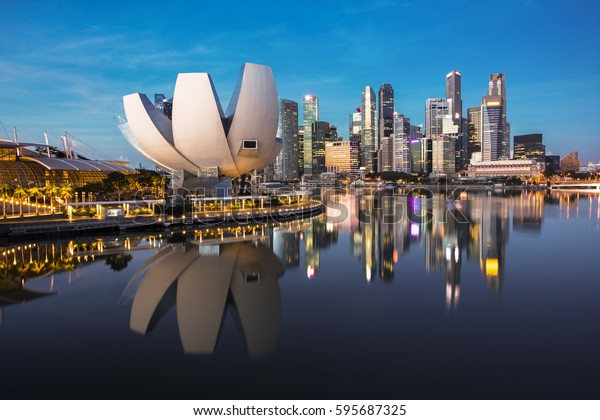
226;63;279;175
130;244;199;334
123;93;199;174
172;73;238;177
176;247;237;354
230;242;284;359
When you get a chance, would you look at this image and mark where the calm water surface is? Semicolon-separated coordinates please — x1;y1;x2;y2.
1;190;599;399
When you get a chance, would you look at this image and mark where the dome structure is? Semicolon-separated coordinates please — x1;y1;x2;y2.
120;63;282;179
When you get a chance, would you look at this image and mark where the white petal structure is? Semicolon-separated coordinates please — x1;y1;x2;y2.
129;242;285;358
122;63;281;178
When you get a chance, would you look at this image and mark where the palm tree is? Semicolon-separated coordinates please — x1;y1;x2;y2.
13;185;27;217
59;182;74;209
44;183;60;214
27;186;44;216
0;184;15;219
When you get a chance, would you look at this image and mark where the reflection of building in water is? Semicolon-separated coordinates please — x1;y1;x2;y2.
376;193;397;282
359;194;377;282
272;229;300;269
129;241;284;359
476;196;509;293
421;192;469;308
304;214;338;279
512;191;544;232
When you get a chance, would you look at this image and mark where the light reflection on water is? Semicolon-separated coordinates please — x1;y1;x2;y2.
0;189;599;399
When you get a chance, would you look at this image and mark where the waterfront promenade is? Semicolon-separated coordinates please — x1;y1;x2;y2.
0;198;323;239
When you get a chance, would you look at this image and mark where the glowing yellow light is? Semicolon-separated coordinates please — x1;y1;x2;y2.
486;258;499;277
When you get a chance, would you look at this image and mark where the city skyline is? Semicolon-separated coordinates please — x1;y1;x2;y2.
1;1;599;165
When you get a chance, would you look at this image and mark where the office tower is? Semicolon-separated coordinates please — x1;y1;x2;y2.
446;70;462;123
467;106;481;159
481;95;503;161
361;86;377;171
298;125;304;176
393;112;411;173
378;83;394;143
410;137;432;175
488;73;509;159
325;140;360;173
330;125;339;142
432;136;456;176
409;124;423;141
378;136;394;172
303;95;319;176
349;110;362;140
311;121;330;176
513;134;545;163
279;99;299;180
425;98;448;138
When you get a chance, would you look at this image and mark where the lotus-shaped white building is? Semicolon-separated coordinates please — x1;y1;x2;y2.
119;63;282;184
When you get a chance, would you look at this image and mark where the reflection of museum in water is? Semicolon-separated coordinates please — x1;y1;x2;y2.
2;189;597;346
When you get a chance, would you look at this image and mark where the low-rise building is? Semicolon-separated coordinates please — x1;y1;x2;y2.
467;159;543;178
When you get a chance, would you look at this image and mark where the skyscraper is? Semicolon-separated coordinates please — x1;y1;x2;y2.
488;73;509;159
311;121;330;176
361;86;376;172
393;113;411;173
467;106;481;159
425;98;448;138
279;99;299;180
481;95;504;161
432;136;456;176
446;70;462;123
378;83;394;144
514;134;545;163
303;95;319;176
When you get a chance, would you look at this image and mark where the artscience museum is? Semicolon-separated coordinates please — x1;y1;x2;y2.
117;63;282;191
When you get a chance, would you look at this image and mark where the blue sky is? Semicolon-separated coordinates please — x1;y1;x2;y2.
1;0;599;166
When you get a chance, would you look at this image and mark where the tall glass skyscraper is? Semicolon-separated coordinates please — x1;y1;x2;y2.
311;121;330;176
467;106;481;159
361;86;376;172
303;95;319;176
393;112;411;173
446;70;462;123
481;96;503;161
488;73;509;159
279;99;299;180
378;84;394;144
425;98;448;138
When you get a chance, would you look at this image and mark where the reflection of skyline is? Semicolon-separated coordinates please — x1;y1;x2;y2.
129;241;284;359
319;189;590;308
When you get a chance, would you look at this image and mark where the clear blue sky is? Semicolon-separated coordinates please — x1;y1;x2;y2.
1;0;599;166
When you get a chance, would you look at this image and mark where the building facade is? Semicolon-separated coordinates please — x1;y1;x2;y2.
311;121;330;176
325;140;360;173
513;133;545;163
467;159;543;178
432;136;456;177
488;73;510;159
302;95;319;176
378;84;394;147
481;95;504;161
446;70;462;123
425;98;448;138
361;86;377;172
279;99;299;180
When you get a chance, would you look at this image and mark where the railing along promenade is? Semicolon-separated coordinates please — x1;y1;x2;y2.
0;199;323;239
